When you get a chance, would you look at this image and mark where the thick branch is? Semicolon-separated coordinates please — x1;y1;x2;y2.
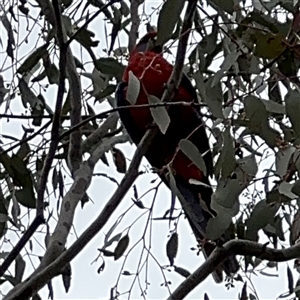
162;0;197;97
128;0;144;52
66;48;82;174
168;239;299;299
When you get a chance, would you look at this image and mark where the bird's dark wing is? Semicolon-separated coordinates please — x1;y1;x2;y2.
116;72;238;282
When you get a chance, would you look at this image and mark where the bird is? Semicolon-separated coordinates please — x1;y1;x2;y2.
116;31;239;282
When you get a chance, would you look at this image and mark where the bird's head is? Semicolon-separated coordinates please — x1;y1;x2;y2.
131;31;163;55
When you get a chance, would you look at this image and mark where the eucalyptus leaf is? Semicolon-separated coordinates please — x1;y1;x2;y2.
179;139;207;176
157;0;185;45
244;96;280;148
205;77;223;119
207;0;235;14
246;200;279;241
95;58;125;81
275;146;295;178
286;90;300;138
212;50;240;86
17;44;48;75
166;232;178;266
148;95;170;134
126;71;140;105
206;210;232;239
114;235;130;260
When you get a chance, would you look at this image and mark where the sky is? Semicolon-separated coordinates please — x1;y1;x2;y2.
0;0;297;299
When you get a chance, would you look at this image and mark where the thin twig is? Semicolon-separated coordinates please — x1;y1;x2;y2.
1;120;52;155
59;101;206;141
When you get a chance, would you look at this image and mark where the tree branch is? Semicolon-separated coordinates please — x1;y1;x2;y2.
66;46;82;174
128;0;144;52
168;239;300;299
0;0;68;277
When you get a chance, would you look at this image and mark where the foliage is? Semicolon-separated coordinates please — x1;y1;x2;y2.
1;0;300;299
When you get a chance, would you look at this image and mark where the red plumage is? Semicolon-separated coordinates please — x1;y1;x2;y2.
117;32;238;282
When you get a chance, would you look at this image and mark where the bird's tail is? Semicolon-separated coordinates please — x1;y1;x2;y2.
174;177;239;283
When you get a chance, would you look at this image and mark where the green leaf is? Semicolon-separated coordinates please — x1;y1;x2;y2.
174;266;190;278
291;180;300;197
244;96;280;148
61;263;71;293
112;148;127;174
32;94;46;126
62;0;73;8
126;71;140;105
75;27;99;48
114;235;129;260
214;127;235;179
254;33;285;59
95;58;124;81
240;282;248;300
179;139;207;176
213;155;257;210
250;11;286;35
205;77;223;119
1;154;33;188
261;99;285;114
17;44;48;74
264;216;285;241
212;50;240;86
99;249;115;257
45;64;59;85
246;200;279;241
15;187;36;208
286;90;300;138
193;71;206;103
15;255;25;284
94;84;116;102
90;69;108;98
166;232;178;266
1;13;15;45
287;265;294;293
148;95;170;134
266;188;291;204
0;191;8;238
207;0;235;14
275;146;295;178
0;75;9;104
278;182;297;200
157;0;185;45
206;210;232;239
104;233;122;249
16;142;30;161
239;155;258;178
18;78;44;110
